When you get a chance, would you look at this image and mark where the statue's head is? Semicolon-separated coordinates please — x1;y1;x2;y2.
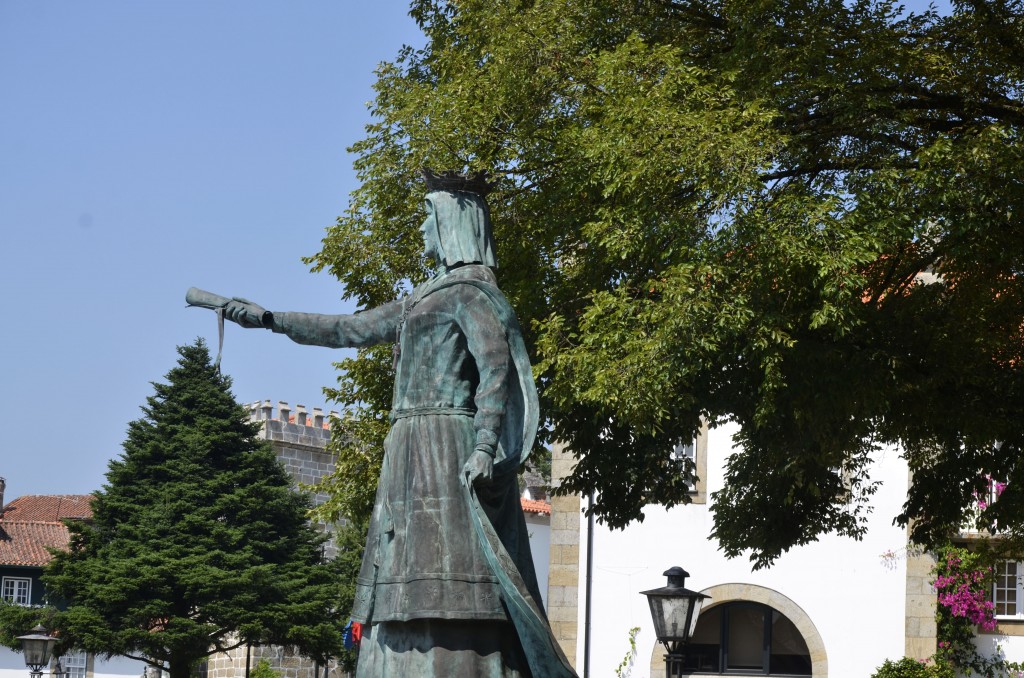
420;169;497;269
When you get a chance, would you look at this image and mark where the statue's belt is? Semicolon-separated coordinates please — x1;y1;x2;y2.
390;406;476;422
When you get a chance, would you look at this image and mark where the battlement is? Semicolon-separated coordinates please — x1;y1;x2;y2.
245;399;338;453
246;399;338;429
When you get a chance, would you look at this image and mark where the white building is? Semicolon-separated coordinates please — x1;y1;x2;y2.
0;484;146;678
543;422;1024;677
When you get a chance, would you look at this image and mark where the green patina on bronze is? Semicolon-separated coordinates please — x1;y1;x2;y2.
189;175;575;677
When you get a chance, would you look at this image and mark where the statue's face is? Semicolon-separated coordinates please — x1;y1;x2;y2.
420;199;441;263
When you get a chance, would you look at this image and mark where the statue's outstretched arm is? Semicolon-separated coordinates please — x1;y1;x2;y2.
269;299;404;349
192;288;405;349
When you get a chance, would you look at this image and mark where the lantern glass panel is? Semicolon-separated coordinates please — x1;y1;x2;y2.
688;596;706;638
649;595;696;641
21;637;54;667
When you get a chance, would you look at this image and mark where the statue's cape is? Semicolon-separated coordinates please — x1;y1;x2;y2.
462;476;577;678
424;275;577;678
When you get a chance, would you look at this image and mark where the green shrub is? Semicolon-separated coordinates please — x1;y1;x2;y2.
249;660;278;678
871;657;955;678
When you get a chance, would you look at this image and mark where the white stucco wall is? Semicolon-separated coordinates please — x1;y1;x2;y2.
973;632;1024;668
577;422;912;678
91;655;145;678
0;650;30;678
526;512;551;611
528;512;552;614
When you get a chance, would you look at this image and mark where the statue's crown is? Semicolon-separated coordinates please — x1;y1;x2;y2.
422;168;496;196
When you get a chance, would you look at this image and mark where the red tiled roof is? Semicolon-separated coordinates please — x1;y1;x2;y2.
0;495;90;568
1;495;93;522
521;498;551;516
0;521;71;566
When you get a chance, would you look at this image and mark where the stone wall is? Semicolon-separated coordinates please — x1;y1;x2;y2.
904;544;938;660
903;467;937;662
547;441;581;671
205;645;344;678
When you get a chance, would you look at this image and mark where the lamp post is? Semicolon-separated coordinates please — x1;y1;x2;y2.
16;625;56;678
640;566;710;678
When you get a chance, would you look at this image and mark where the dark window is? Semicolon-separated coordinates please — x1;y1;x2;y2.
675;602;811;676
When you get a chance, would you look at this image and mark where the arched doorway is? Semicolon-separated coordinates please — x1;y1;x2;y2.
678;601;811;673
649;584;827;677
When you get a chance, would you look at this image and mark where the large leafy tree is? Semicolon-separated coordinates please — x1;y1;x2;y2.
309;0;1024;567
38;341;344;678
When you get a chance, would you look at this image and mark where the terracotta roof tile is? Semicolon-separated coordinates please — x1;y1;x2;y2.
520;498;551;516
1;495;93;522
0;521;71;566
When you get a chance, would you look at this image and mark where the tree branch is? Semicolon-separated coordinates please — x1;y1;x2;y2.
121;653;163;669
214;637;248;654
655;0;728;30
758;158;915;182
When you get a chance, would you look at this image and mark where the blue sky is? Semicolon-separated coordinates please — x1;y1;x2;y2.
0;1;950;501
0;2;423;499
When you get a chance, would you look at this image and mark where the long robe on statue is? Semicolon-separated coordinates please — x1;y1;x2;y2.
268;189;575;678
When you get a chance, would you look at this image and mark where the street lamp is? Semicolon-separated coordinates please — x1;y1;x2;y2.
640;566;710;678
16;625;56;678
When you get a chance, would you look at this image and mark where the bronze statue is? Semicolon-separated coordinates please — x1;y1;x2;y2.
188;171;575;677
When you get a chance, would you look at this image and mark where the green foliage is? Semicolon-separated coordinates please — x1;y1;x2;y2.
43;340;345;678
870;657;955;678
307;348;392;526
0;603;63;653
249;659;278;678
324;516;368;674
520;447;553;494
308;0;1024;567
614;626;640;678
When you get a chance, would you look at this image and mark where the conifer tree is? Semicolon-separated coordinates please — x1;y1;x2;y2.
42;340;344;678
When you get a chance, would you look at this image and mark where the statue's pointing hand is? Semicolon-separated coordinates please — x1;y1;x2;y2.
224;298;272;329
